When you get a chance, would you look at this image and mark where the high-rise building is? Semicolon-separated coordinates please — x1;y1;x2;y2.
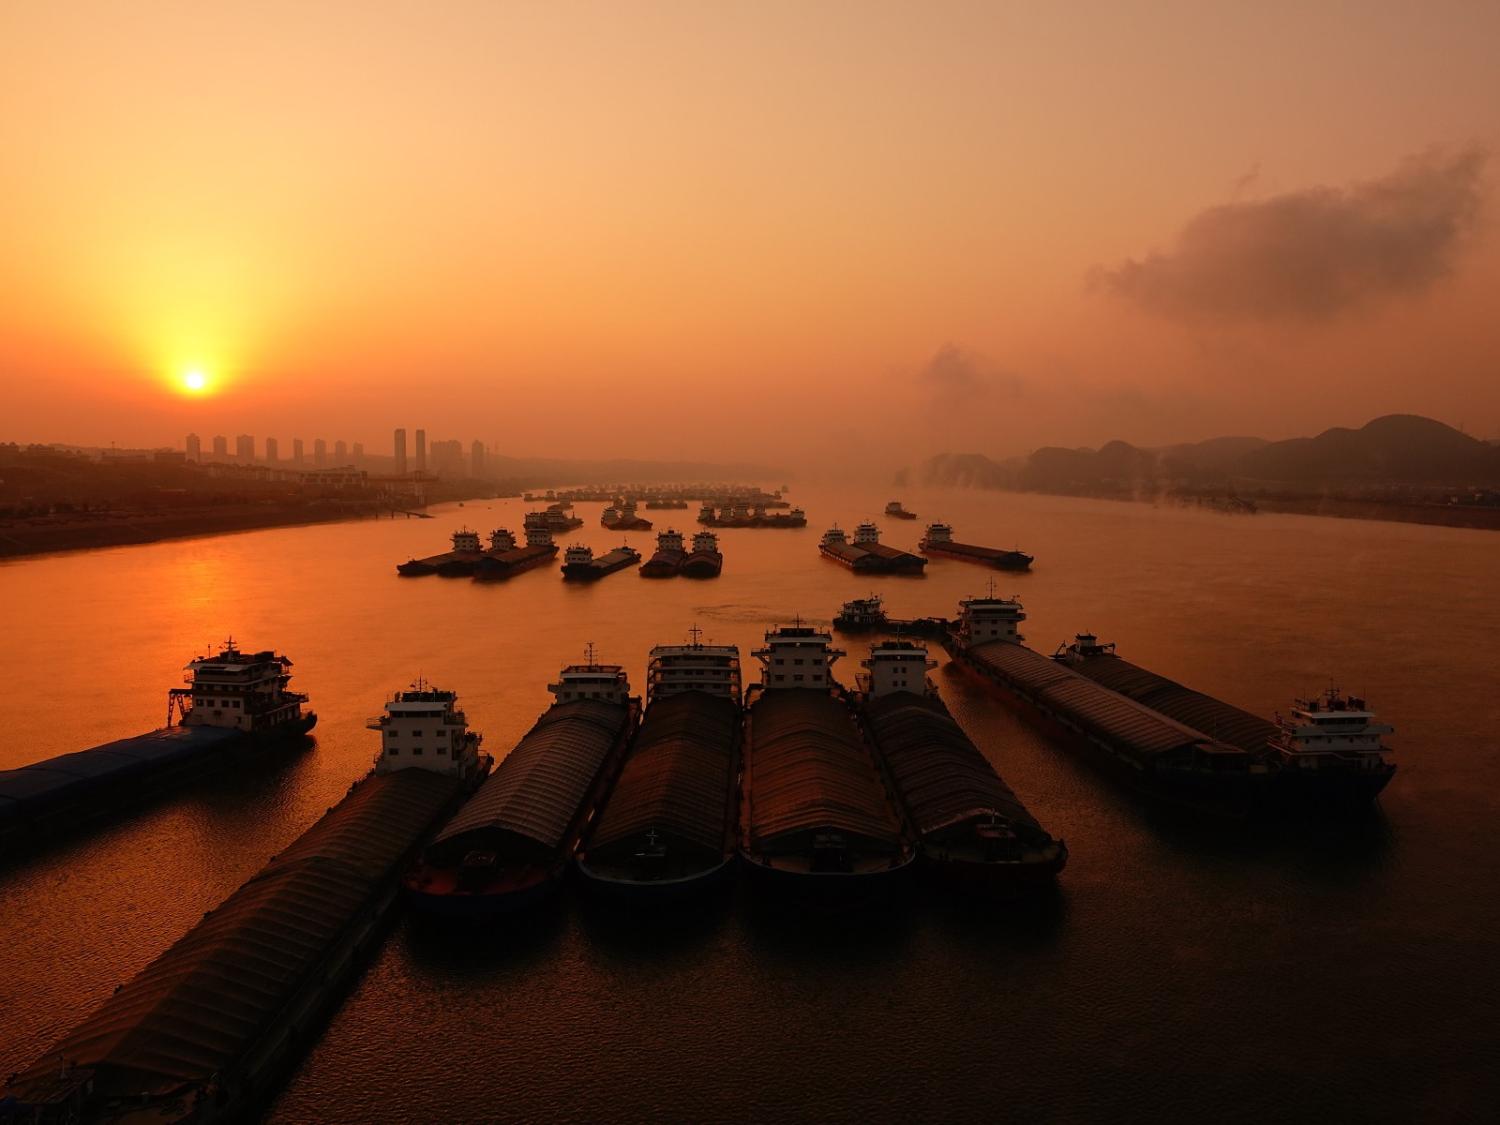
185;433;201;462
212;435;228;460
314;438;327;467
352;441;364;466
471;440;486;478
334;439;348;464
394;428;407;475
265;437;280;464
236;435;255;463
292;438;305;466
430;439;464;478
415;429;427;473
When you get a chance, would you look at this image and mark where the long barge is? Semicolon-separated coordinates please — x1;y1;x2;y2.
832;594;949;637
819;523;927;574
942;595;1264;818
699;503;806;528
0;641;315;859
576;634;742;903
1058;634;1395;807
404;655;639;915
472;525;558;581
740;626;915;904
2;683;488;1123
561;543;641;580
398;527;486;577
856;641;1066;897
920;522;1033;571
639;528;686;577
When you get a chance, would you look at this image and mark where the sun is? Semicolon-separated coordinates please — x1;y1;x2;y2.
181;368;209;393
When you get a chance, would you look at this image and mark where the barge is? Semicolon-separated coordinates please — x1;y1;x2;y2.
943;595;1264;818
680;530;723;578
639;528;686;577
576;631;742;903
740;625;915;904
857;641;1066;896
699;504;806;528
919;522;1033;572
1058;634;1395;807
472;524;558;581
831;594;949;637
561;543;641;581
819;523;928;574
397;527;485;576
2;682;487;1123
884;500;917;520
404;654;639;915
0;640;316;859
602;500;653;531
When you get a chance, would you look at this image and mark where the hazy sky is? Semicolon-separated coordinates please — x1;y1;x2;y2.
3;0;1498;465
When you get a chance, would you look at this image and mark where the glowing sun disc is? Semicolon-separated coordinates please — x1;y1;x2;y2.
182;369;207;392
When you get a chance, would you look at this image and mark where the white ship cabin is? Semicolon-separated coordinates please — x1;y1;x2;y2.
564;544;594;565
838;594;885;625
658;528;685;552
853;522;881;546
924;522;954;544
699;502;716;520
171;639;307;731
754;625;845;690
488;528;517;552
451;528;482;552
859;640;937;697
884;501;904;515
621;500;639;518
789;507;806;520
821;526;849;548
548;649;632;704
1057;632;1116;663
524;510;547;530
958;592;1027;645
648;630;742;703
367;684;484;778
1273;689;1394;770
602;506;620;523
691;530;718;553
524;523;554;548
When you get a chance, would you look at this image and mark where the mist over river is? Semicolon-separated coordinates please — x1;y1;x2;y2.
3;485;1497;1123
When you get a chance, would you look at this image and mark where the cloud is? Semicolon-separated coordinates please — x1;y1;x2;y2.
919;343;1025;401
1092;146;1487;321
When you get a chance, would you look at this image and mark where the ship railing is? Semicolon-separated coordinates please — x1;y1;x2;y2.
366;716;388;730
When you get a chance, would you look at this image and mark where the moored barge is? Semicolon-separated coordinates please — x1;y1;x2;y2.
0;640;316;858
639;528;686;577
857;640;1066;896
680;530;723;578
398;527;486;576
472;524;558;581
740;626;915;904
819;523;927;574
2;682;487;1122
920;522;1033;572
602;500;653;531
576;631;742;902
561;543;641;581
884;500;917;520
404;655;639;915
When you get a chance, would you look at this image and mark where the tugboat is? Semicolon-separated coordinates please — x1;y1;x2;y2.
639;528;687;577
404;650;639;915
919;522;1032;572
833;594;887;632
884;501;917;520
740;624;915;904
1270;689;1395;806
473;524;558;581
680;530;723;578
562;543;642;581
856;640;1065;897
398;527;486;576
576;628;742;902
542;504;585;532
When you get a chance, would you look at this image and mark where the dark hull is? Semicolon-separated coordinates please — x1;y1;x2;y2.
922;541;1033;571
1271;764;1396;809
436;551;486;577
886;511;918;520
920;847;1067;898
820;545;927;573
575;856;736;905
602;518;653;531
639;549;685;577
739;851;917;906
562;552;638;580
473;545;558;581
680;552;723;578
397;559;437;576
405;863;563;917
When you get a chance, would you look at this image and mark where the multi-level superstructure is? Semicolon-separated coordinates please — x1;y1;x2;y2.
681;529;723;578
367;682;488;780
819;522;926;573
640;528;687;577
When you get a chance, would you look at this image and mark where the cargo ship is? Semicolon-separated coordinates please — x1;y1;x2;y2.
576;630;742;902
942;594;1264;818
680;530;723;578
562;543;641;580
831;594;948;637
818;523;928;574
0;640;316;858
740;625;915;903
919;522;1033;572
602;500;653;531
397;527;485;576
472;524;558;581
884;500;917;520
856;640;1066;896
3;682;487;1122
639;528;687;577
699;504;806;528
645;499;690;509
404;654;639;915
1056;634;1395;808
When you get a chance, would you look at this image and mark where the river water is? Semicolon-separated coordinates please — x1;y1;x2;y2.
2;486;1497;1122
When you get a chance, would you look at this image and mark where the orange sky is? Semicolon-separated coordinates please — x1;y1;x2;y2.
3;1;1498;466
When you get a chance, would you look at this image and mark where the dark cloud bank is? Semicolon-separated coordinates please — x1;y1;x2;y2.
1093;146;1487;321
919;343;1025;401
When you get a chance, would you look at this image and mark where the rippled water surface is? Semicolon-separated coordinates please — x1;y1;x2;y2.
2;486;1498;1122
